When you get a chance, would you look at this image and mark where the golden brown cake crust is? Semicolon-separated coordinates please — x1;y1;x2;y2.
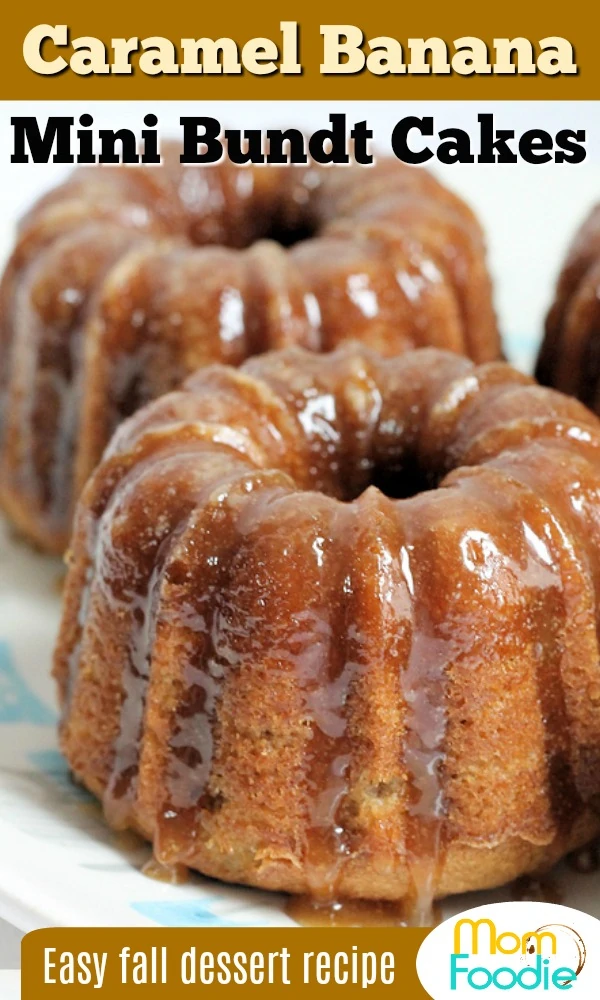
536;204;600;408
0;148;499;554
53;342;600;908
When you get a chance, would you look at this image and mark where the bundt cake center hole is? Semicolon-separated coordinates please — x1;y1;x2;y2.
259;218;318;248
364;457;436;501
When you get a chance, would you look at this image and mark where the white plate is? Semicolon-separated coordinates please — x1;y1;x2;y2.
0;971;20;998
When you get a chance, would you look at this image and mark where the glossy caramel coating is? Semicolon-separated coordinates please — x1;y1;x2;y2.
53;342;600;908
536;204;600;409
0;148;499;553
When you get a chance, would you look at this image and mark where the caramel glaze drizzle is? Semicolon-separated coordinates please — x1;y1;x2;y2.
103;458;276;830
451;467;581;835
293;502;364;902
62;436;266;828
152;476;295;861
55;343;600;925
11;226;151;527
396;499;453;927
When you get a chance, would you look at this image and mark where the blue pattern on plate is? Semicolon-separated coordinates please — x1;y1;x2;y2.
0;640;55;724
131;901;242;927
28;747;93;801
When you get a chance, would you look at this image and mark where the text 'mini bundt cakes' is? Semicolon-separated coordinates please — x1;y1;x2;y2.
0;146;500;554
53;342;600;917
536;203;600;410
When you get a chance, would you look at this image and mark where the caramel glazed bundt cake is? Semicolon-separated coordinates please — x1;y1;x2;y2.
54;342;600;914
0;143;500;554
536;204;600;410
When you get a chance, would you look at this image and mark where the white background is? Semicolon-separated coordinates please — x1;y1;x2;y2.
0;970;19;998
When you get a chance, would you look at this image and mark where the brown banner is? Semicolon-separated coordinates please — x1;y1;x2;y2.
0;0;598;100
21;927;430;997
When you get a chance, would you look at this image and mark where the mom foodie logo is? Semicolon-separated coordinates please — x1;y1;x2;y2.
417;902;600;999
450;919;584;991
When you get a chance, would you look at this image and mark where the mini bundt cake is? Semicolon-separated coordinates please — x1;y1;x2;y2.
536;204;600;409
54;342;600;915
0;147;500;554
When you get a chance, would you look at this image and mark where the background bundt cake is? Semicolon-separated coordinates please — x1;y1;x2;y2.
536;204;600;409
53;342;600;914
0;146;499;554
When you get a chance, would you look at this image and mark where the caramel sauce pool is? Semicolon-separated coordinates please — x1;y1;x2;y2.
142;857;189;885
286;895;439;927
